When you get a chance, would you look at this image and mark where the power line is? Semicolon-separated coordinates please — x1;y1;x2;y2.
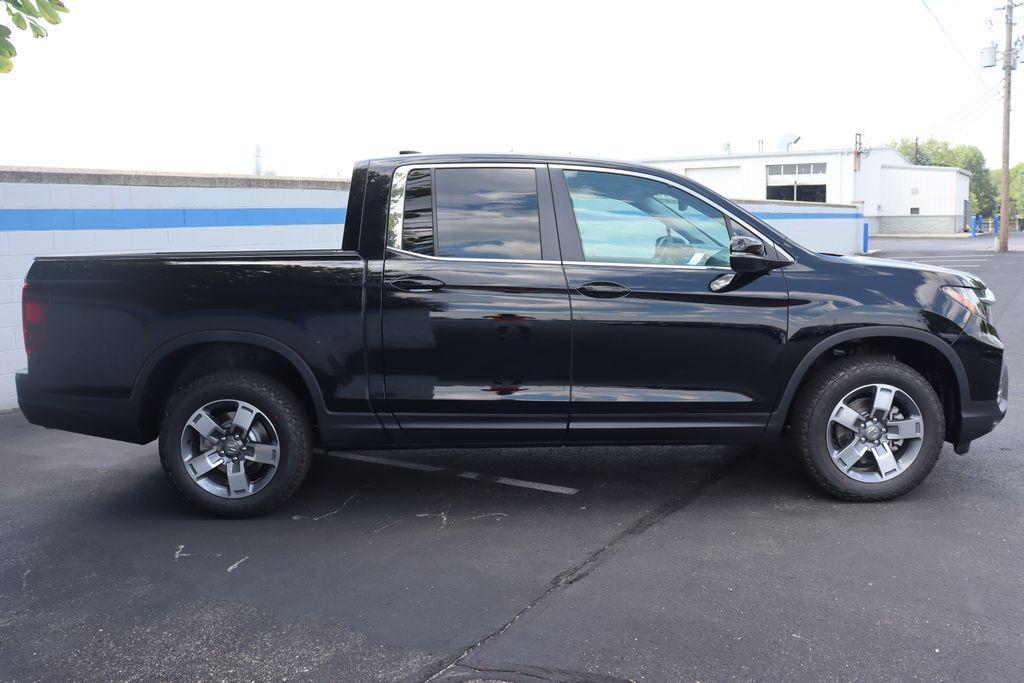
921;79;1004;137
927;82;1004;137
930;90;1004;139
923;81;1005;138
920;0;990;89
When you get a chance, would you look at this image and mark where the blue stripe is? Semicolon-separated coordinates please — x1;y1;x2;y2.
0;207;346;231
752;211;864;220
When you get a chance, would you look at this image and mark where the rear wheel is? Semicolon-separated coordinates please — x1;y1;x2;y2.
791;356;945;501
159;371;312;517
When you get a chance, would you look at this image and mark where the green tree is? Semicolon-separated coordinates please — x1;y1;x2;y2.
892;137;998;216
1;0;69;73
990;162;1024;217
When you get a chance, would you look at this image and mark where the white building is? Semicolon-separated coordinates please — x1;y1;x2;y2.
644;147;972;234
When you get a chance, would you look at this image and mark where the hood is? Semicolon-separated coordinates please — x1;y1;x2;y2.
826;254;987;289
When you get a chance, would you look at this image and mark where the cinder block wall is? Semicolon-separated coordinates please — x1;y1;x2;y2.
0;167;350;410
878;215;961;234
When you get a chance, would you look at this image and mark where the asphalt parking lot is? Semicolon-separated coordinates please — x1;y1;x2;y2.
2;236;1022;682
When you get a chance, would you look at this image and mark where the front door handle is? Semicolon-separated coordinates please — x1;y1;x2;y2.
389;276;446;293
577;281;631;299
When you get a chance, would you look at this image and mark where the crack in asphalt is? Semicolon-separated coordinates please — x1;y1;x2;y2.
421;447;752;682
444;662;635;682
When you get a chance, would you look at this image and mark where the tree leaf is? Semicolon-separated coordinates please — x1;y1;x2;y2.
13;0;41;19
51;0;69;12
11;12;28;30
29;20;46;38
0;25;10;38
0;36;16;58
0;53;12;73
35;0;60;24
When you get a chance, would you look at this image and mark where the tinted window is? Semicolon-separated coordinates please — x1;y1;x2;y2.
564;170;741;267
434;168;541;259
402;168;434;255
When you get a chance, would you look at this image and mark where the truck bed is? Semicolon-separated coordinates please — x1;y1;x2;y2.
20;249;369;443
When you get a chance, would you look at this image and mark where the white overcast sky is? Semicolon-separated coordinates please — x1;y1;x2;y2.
0;0;1017;178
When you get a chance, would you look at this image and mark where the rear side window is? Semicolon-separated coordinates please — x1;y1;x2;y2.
402;169;434;255
392;167;542;260
434;168;541;260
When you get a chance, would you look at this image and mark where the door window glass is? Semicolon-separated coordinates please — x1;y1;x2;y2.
434;168;541;259
402;168;434;255
564;170;742;267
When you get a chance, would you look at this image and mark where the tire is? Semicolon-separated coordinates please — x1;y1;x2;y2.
159;371;312;517
790;355;945;501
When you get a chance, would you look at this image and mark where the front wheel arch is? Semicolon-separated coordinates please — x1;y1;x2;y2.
767;327;968;442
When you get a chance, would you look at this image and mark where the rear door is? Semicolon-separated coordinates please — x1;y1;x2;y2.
380;164;572;445
551;166;791;444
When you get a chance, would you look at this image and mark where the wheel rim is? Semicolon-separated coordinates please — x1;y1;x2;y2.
179;399;281;499
825;383;925;483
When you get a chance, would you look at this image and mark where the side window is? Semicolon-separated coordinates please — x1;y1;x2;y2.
402;168;434;255
434;168;541;260
564;170;751;267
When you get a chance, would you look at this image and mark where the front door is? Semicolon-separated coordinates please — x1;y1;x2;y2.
381;164;572;445
551;166;790;444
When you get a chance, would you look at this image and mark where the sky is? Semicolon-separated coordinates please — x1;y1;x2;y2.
0;0;1018;178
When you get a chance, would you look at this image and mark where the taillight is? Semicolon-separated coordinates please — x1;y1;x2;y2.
22;282;47;357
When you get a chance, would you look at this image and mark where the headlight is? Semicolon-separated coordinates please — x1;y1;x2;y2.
942;285;994;320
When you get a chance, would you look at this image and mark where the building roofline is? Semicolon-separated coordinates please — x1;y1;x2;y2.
0;165;351;190
880;163;971;177
640;147;865;163
642;146;972;177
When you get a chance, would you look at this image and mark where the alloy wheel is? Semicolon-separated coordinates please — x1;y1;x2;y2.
825;383;925;483
179;399;281;498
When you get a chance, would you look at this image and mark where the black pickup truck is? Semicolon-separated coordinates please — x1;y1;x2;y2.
17;155;1008;516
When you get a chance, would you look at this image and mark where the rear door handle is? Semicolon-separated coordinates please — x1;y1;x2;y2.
389;276;446;293
577;281;631;299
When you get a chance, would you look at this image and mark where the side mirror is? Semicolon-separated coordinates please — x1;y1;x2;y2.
729;235;771;272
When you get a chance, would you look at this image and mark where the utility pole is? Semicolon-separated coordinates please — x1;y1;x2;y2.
998;5;1015;251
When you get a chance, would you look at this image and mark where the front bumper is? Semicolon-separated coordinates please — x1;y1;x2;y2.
955;363;1008;449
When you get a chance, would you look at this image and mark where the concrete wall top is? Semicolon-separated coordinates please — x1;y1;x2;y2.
0;166;351;191
735;198;858;210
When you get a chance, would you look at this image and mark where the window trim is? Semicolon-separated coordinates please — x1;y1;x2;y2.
386;162;552;264
554;165;792;271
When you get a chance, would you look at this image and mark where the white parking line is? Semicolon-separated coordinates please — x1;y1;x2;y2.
883;255;990;261
329;452;580;496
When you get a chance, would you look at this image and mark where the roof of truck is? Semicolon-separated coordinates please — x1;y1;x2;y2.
367;153;658;172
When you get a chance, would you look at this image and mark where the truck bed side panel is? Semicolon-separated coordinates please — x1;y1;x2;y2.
22;251;374;444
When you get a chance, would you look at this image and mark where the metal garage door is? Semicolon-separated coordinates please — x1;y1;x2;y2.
684;166;742;198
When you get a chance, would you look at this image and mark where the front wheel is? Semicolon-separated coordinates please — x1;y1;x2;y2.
791;356;945;501
159;371;312;517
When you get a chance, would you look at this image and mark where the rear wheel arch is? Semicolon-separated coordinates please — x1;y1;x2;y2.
770;327;968;441
133;332;326;443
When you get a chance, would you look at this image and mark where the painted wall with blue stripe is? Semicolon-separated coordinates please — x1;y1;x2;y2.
739;201;862;255
0;178;350;409
0;207;346;231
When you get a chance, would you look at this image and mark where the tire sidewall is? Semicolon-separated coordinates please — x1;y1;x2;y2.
805;363;944;499
159;373;309;515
